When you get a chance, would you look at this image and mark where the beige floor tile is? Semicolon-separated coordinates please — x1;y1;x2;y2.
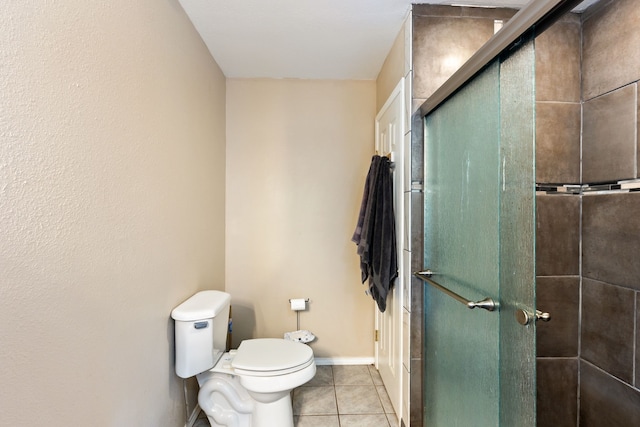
332;365;373;385
335;385;384;414
368;365;384;386
340;414;391;426
305;365;334;386
294;415;340;427
197;365;398;425
293;386;337;415
386;413;400;427
376;385;395;413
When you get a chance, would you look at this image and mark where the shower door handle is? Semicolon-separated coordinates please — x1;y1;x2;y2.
515;308;550;326
414;270;497;312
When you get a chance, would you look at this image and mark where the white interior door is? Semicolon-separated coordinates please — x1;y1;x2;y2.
374;79;404;418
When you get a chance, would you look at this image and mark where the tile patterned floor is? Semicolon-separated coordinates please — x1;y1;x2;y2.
194;365;398;427
293;365;398;427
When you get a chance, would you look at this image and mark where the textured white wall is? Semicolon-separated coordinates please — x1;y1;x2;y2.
0;1;226;425
225;79;376;359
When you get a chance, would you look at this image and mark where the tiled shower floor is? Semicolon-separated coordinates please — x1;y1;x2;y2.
194;365;399;427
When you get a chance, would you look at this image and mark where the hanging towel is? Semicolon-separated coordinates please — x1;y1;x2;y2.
352;155;380;281
352;155;398;312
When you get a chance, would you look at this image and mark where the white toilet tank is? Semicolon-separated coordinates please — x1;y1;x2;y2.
171;291;231;379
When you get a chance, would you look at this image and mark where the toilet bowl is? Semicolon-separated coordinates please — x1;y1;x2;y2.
199;339;315;427
171;291;316;427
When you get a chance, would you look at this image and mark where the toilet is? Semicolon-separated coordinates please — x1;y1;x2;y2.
171;290;316;427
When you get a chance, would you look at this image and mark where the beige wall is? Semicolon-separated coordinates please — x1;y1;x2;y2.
226;79;376;359
0;1;226;425
376;23;406;112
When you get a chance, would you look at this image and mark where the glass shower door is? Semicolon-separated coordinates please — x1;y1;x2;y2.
422;39;536;426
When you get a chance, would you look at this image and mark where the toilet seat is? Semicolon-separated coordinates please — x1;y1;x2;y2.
231;338;314;377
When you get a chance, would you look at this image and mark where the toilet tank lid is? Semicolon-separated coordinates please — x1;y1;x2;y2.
171;291;231;321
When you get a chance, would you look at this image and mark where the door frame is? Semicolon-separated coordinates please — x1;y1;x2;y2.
374;78;405;422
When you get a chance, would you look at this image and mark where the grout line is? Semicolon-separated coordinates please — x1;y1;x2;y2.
582;359;640;392
634;292;637;388
634;83;638;179
576;191;583;426
333;366;340;426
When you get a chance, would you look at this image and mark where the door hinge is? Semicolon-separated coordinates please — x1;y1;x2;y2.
375;329;379;342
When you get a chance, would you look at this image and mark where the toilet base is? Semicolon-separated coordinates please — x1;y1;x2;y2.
196;349;315;427
251;393;293;427
197;374;296;427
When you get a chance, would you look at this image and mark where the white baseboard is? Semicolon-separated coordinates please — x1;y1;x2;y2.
314;357;375;366
185;404;202;427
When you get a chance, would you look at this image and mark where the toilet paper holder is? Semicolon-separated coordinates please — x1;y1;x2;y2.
289;298;309;311
288;298;309;330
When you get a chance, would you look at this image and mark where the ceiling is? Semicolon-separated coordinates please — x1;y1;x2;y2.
177;0;600;80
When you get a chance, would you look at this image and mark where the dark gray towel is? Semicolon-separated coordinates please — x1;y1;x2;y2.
352;155;380;282
352;155;398;312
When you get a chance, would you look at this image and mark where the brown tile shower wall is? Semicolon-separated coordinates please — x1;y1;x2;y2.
579;0;640;424
534;14;582;427
535;13;582;185
580;194;640;425
582;0;640;183
582;84;637;183
535;196;580;427
535;195;580;427
537;0;640;425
